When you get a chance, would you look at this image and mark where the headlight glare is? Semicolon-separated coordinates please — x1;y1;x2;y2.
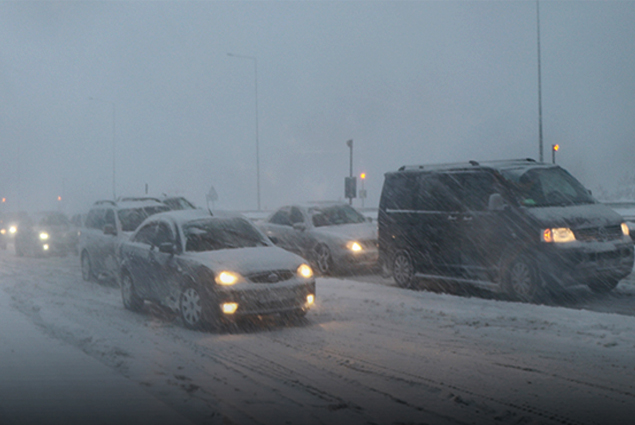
541;228;575;243
39;232;49;241
9;226;17;234
215;271;242;286
346;241;363;252
297;264;314;279
621;223;630;237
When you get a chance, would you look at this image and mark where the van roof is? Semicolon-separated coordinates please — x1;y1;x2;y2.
393;158;554;175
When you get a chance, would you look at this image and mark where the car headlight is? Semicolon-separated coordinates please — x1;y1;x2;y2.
541;228;575;243
346;241;363;252
621;223;630;237
297;263;314;279
39;232;50;241
9;226;17;234
0;228;5;235
215;271;243;286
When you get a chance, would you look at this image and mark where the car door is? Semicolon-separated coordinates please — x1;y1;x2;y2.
262;208;298;253
125;222;158;299
147;220;181;304
102;208;119;277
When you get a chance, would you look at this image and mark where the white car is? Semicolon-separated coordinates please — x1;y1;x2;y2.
604;201;635;233
258;202;378;275
118;209;316;330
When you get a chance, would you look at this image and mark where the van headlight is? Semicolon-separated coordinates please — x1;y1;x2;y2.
621;223;630;237
541;228;576;243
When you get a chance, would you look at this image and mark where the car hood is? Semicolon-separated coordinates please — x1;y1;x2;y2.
523;203;625;229
183;246;306;275
312;222;377;241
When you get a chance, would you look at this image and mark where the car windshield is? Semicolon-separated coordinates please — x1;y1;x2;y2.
163;197;196;210
501;166;596;207
118;205;170;232
310;205;367;227
183;217;269;252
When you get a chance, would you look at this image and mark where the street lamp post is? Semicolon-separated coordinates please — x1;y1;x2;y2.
227;53;261;211
536;0;544;162
89;97;117;200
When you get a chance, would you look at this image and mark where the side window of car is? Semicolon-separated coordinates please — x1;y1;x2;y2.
456;172;497;212
381;174;416;211
133;223;157;246
104;209;116;229
86;209;105;230
270;210;292;226
289;207;304;225
154;222;174;246
417;174;463;212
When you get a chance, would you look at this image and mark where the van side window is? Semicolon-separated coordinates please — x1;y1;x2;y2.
455;172;497;211
418;174;463;212
381;174;416;210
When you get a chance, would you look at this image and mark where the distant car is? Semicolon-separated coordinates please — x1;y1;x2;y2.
0;211;27;250
604;201;635;233
79;199;170;282
258;202;378;275
14;211;75;257
160;195;197;211
118;209;316;330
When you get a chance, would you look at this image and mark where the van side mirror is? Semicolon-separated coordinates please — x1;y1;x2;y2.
488;193;507;211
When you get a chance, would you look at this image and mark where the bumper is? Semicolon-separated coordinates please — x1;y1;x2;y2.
537;240;634;288
213;280;316;318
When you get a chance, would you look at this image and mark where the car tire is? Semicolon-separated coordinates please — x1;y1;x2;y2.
314;244;333;276
81;251;94;282
180;286;207;330
393;250;415;289
121;272;144;312
504;255;542;303
588;277;619;294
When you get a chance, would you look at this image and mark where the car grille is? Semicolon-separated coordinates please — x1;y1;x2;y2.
360;239;378;249
575;225;623;242
246;269;295;284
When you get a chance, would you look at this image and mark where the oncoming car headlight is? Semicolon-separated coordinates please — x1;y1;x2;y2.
297;264;313;279
621;223;630;237
541;228;576;243
39;232;50;241
215;271;243;286
9;226;17;234
346;241;363;252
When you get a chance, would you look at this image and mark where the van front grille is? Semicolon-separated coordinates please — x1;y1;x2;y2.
575;225;623;242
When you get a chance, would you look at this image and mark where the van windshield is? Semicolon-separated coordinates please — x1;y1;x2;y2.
501;166;596;207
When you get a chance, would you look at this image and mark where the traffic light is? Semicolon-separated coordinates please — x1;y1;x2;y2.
345;176;357;200
552;144;560;163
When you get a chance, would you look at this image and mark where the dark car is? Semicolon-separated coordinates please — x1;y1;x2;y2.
14;211;75;257
258;202;378;275
79;199;170;281
118;209;316;330
378;158;634;301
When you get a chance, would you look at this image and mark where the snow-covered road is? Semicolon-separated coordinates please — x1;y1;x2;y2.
1;248;635;425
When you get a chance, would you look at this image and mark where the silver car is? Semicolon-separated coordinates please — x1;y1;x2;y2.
118;209;316;330
258;202;378;275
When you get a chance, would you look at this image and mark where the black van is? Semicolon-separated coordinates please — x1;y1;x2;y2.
378;159;634;301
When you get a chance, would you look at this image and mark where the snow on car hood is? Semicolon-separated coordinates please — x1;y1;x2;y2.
313;222;377;241
524;203;624;229
183;246;305;275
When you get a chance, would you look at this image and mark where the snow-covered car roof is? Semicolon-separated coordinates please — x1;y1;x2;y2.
603;201;635;221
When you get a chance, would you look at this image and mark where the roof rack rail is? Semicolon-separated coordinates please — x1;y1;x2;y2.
94;200;117;206
117;196;162;203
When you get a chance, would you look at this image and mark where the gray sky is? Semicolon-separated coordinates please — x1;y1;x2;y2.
1;1;634;214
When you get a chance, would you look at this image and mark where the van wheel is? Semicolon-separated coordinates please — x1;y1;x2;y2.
505;255;541;302
393;250;415;289
588;278;619;294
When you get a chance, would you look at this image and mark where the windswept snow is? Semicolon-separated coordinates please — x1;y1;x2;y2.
1;249;635;425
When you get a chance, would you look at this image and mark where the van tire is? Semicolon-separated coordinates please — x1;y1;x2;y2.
393;250;415;289
504;255;542;303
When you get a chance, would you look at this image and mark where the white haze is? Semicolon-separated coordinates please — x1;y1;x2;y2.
1;1;634;214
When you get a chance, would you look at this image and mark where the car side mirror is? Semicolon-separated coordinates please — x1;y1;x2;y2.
488;193;507;211
158;242;176;255
103;224;117;236
292;223;306;232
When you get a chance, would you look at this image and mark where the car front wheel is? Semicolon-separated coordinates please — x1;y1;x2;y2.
180;286;207;330
314;244;333;276
81;251;93;281
393;250;415;289
121;272;143;312
505;255;542;302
